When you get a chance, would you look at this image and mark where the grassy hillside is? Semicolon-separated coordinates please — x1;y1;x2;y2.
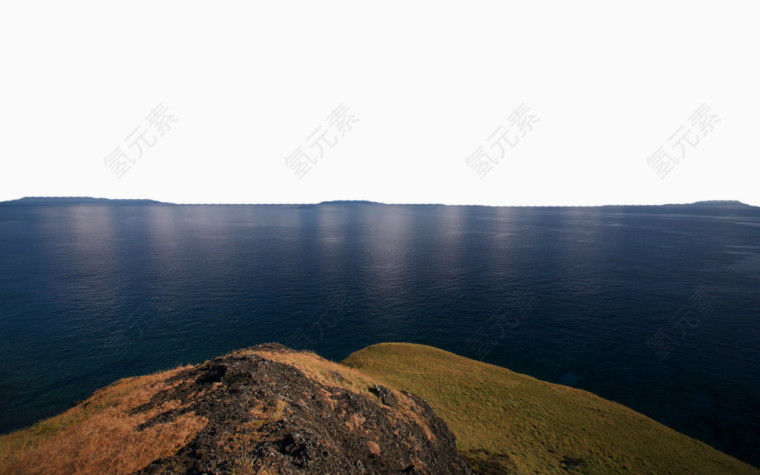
343;342;758;474
0;345;468;474
0;365;205;474
2;343;756;474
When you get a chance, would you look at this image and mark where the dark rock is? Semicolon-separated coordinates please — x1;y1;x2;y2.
560;455;585;471
370;384;398;407
132;346;471;474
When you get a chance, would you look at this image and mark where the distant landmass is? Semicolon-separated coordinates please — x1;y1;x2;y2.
679;200;755;208
0;197;756;209
0;197;168;206
318;200;386;205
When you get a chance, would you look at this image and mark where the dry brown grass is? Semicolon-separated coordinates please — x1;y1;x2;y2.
247;349;383;399
395;395;436;443
347;413;366;432
252;349;436;445
0;366;207;475
0;347;453;474
367;440;381;456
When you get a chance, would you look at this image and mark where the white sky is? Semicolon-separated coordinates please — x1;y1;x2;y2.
1;1;758;206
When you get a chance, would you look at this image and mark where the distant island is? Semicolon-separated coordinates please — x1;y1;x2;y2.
0;196;756;209
677;200;755;208
318;200;386;205
0;197;169;206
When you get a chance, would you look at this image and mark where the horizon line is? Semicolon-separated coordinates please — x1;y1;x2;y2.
1;196;757;209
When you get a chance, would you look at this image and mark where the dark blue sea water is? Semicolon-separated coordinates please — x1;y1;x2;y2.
0;200;758;466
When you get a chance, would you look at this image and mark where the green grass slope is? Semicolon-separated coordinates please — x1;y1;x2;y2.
343;342;757;474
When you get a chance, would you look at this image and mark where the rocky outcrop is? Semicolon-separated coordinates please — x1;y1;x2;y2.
132;343;471;474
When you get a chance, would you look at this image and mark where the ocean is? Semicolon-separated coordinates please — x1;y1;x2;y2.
0;200;758;466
